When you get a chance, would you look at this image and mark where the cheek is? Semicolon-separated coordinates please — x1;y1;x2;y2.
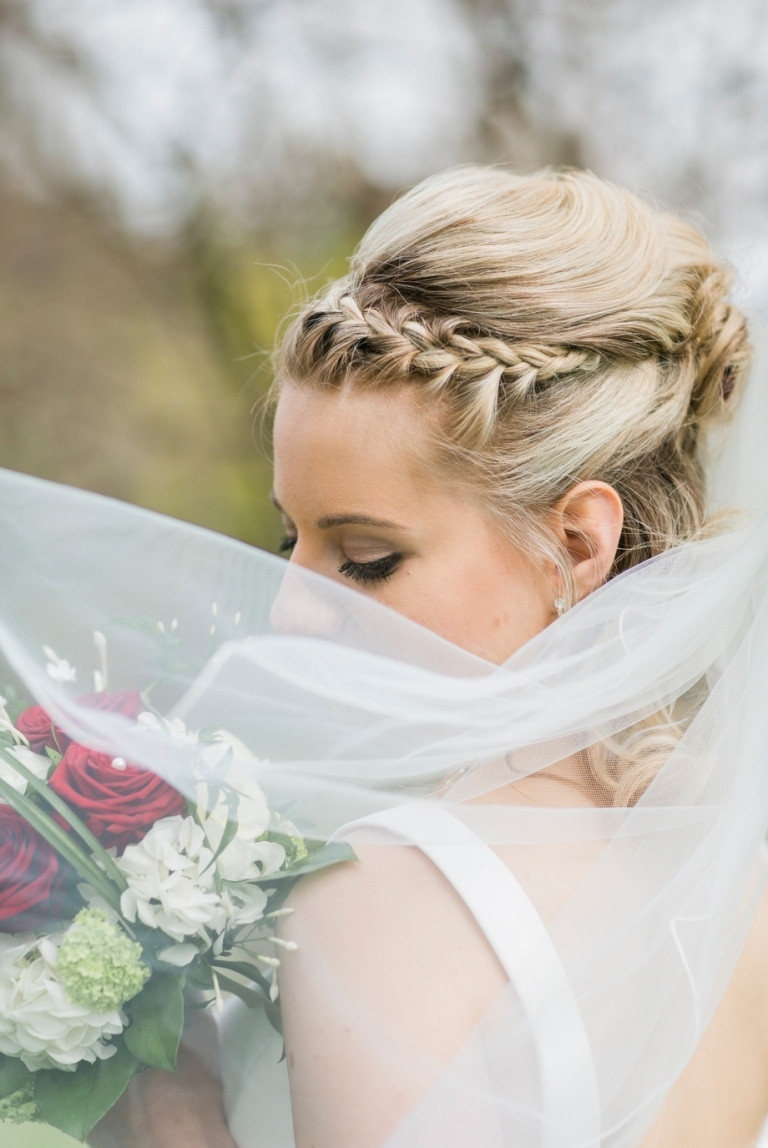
378;553;550;664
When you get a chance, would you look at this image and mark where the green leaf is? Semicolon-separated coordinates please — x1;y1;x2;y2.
33;1042;140;1142
263;840;357;881
207;816;239;868
210;971;283;1037
0;747;127;894
0;1054;34;1099
183;961;214;993
0;683;33;724
212;970;269;1010
211;959;272;997
0;768;123;913
265;999;284;1038
44;745;63;769
123;971;185;1071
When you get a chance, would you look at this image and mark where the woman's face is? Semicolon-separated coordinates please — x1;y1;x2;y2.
271;385;556;664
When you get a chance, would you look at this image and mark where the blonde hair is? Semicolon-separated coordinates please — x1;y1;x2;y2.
274;166;750;804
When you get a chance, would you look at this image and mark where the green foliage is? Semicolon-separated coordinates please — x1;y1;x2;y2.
0;1044;140;1142
0;1057;34;1099
33;1043;140;1142
0;752;124;912
0;749;127;896
0;1083;39;1125
0;682;32;725
122;971;184;1072
263;840;356;881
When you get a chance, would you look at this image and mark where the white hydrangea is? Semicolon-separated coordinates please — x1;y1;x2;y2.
220;882;269;928
196;742;284;867
214;830;285;885
0;744;51;798
195;759;285;927
0;933;124;1072
117;815;226;944
115;737;288;948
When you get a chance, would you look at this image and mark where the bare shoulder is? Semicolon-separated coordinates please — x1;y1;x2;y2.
641;878;768;1148
734;880;768;1054
278;839;509;1059
276;840;512;1147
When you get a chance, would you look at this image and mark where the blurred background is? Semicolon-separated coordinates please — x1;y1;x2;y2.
3;0;768;556
1;2;767;1140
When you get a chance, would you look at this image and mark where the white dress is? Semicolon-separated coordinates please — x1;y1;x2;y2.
220;803;601;1148
220;804;768;1147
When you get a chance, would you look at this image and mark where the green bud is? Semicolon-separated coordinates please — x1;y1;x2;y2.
58;908;150;1013
289;835;308;864
0;1083;39;1125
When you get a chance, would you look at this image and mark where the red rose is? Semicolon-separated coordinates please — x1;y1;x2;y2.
14;692;143;756
49;744;187;852
15;706;71;755
77;691;145;719
0;807;70;931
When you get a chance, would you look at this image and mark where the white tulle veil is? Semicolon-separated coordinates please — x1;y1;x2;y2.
1;324;768;1146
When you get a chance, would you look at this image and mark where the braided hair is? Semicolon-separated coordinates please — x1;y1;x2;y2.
272;166;750;802
276;166;748;576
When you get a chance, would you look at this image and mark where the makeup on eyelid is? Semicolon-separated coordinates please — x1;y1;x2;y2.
277;526;405;586
271;385;561;663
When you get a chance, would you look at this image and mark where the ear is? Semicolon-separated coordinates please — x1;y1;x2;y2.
550;481;624;603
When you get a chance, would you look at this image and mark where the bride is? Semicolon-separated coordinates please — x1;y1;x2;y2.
49;164;768;1145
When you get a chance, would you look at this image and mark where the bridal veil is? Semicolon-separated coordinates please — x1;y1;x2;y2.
1;351;767;1145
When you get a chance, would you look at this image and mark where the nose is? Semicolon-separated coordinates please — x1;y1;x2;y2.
269;554;346;639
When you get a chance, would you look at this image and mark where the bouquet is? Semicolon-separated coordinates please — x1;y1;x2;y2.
0;640;353;1141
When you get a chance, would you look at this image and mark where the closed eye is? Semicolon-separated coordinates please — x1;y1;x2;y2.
338;553;402;586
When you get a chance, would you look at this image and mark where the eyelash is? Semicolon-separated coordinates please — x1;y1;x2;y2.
278;536;402;586
338;553;403;586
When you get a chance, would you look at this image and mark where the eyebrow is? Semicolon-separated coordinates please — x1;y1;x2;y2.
316;513;406;530
270;493;406;532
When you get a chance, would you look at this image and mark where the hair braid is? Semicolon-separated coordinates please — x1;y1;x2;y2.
272;165;751;805
291;288;602;446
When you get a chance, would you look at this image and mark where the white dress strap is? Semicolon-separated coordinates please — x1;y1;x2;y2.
342;802;602;1148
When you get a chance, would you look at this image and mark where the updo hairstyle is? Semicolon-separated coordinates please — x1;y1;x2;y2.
273;166;751;803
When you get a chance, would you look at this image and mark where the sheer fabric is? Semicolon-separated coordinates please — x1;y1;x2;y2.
1;436;768;1144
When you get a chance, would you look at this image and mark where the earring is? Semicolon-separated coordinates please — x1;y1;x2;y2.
554;597;567;617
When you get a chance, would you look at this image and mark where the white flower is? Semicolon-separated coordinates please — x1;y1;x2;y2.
210;827;286;884
42;646;77;683
196;735;268;827
137;712;198;749
198;729;259;771
220;882;269;928
0;933;124;1072
0;744;51;798
195;759;285;885
117;815;225;944
156;943;200;967
196;768;269;836
0;700;25;742
93;630;109;692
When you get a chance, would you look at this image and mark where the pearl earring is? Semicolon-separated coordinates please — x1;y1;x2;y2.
554;597;567;617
